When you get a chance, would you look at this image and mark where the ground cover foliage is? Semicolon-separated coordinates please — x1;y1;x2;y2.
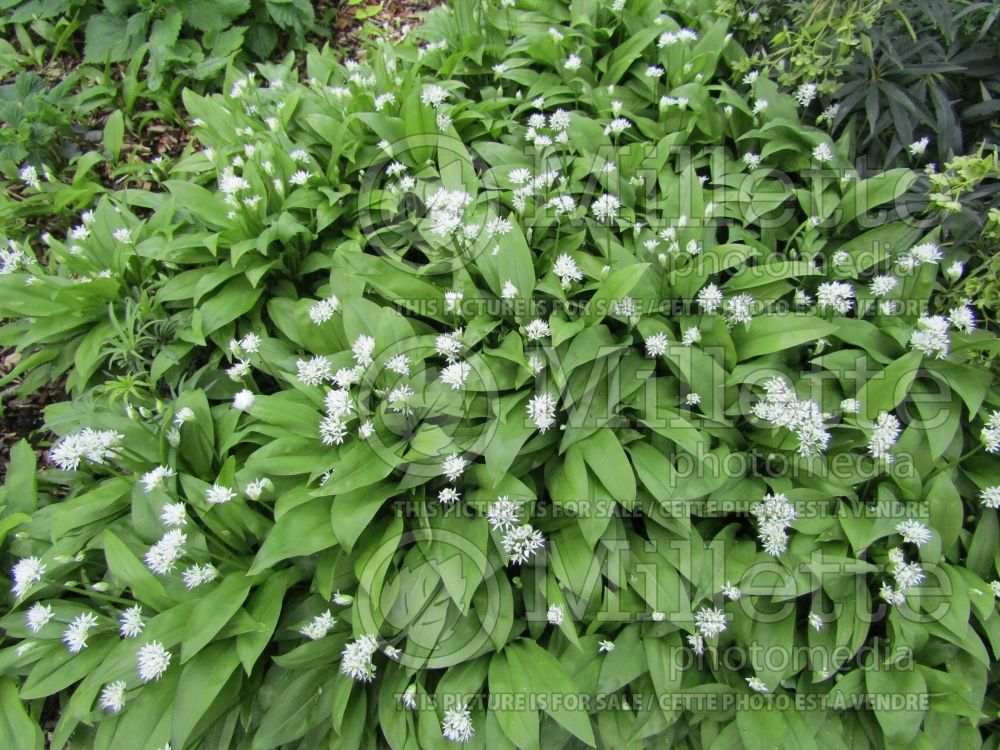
2;0;1000;748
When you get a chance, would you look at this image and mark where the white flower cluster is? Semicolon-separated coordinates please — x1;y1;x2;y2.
205;483;236;504
794;83;817;107
441;704;475;743
63;612;99;653
120;605;145;638
908;314;950;358
526;393;557;432
751;493;797;556
525;318;551;340
487;495;544;564
895;519;931;546
552;253;583;288
880;548;925;605
724;293;755;327
296;355;333;386
25;602;54;632
440;361;471;390
145;529;187;575
499;524;546;565
11;557;45;598
693;605;727;648
340;634;379;682
182;563;219;589
49;428;123;471
426;188;473;237
612;296;641;324
0;239;30;274
137;641;171;682
309;294;340;324
750;377;830;457
979;486;1000;509
486;496;520;531
868;411;901;463
645;332;669;357
432;450;465;483
436;330;463;362
816;281;854;314
591;193;621;223
320;386;355;446
300;610;337;639
524;108;571;148
897;241;942;271
547;604;565;625
99;681;127;713
141;465;175;494
509;168;561;214
982;411;1000;453
658;28;697;46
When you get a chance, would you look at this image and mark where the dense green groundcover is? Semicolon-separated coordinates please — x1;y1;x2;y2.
2;0;1000;748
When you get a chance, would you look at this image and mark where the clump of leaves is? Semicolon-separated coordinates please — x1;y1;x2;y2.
2;0;318;94
0;71;92;179
830;0;1000;167
732;0;886;93
1;0;999;749
931;147;1000;338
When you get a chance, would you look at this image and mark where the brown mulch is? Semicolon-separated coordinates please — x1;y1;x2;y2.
325;0;440;60
0;349;61;481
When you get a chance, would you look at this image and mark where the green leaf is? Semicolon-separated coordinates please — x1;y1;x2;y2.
248;497;336;574
103;529;173;611
21;636;115;699
325;439;399;494
736;704;788;750
180;574;253;662
578;429;636;508
83;13;129;62
165;181;232;229
730;315;840;360
102;110;124;161
171;642;241;748
484;395;535;486
0;678;42;749
236;569;299;674
506;639;596;747
3;439;37;514
856;350;922;420
489;653;540;750
865;665;927;742
200;276;262;335
837;169;918;229
583;263;650;324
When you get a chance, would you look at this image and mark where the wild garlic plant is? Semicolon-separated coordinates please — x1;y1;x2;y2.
2;0;1000;748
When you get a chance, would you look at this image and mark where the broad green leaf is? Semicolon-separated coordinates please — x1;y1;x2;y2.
103;110;124;161
507;639;596;747
730;315;840;360
865;666;927;742
180;574;253;662
0;678;42;749
248;497;336;573
489;653;540;750
856;350;922;420
103;529;173;611
171;642;241;748
578;428;636;508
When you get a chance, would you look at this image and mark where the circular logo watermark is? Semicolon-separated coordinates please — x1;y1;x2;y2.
356;133;507;276
355;526;505;670
352;332;505;481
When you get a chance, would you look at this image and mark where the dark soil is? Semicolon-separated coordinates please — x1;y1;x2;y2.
0;349;61;481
